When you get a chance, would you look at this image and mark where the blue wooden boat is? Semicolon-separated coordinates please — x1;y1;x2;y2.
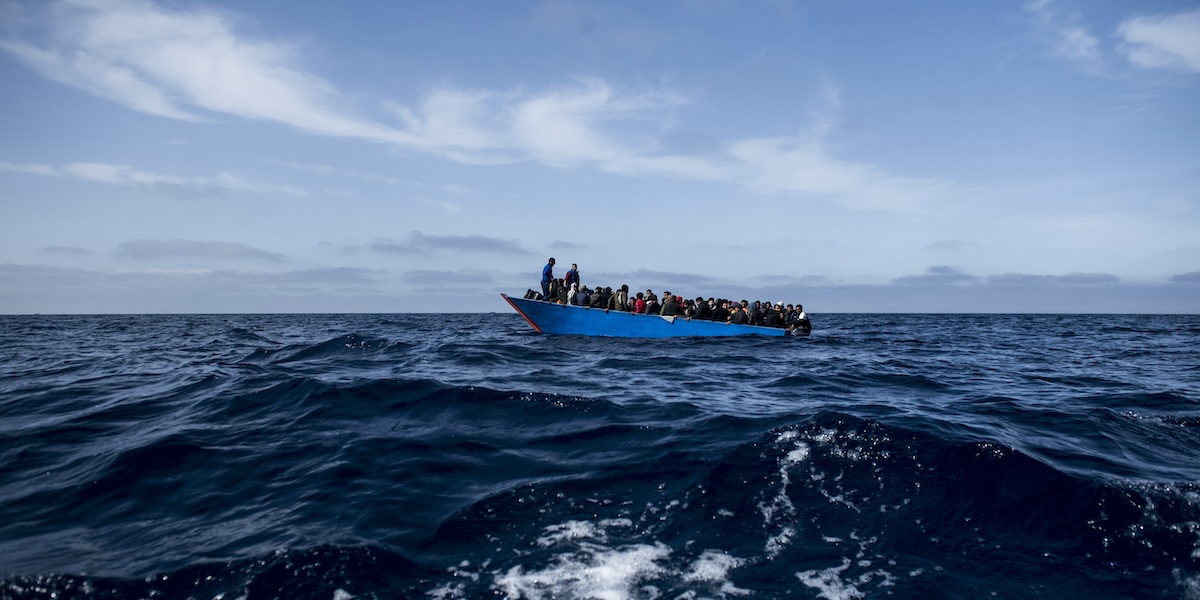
502;293;797;338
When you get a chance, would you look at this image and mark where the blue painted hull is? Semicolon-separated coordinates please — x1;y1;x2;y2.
502;294;791;338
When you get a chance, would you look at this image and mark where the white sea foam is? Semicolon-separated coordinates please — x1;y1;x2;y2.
796;558;899;600
485;518;755;599
538;518;633;546
776;429;800;443
786;445;811;464
796;559;864;600
764;526;795;558
682;550;752;596
493;542;671;600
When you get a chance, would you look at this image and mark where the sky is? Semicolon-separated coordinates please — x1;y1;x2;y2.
1;0;1198;314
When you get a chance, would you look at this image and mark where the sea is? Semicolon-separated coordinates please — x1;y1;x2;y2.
0;312;1197;600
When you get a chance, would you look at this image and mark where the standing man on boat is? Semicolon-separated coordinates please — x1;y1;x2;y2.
541;258;555;301
564;263;580;291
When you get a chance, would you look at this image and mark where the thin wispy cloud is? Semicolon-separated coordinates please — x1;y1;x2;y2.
115;239;285;262
416;198;463;214
0;0;947;211
923;240;976;252
403;268;493;286
40;245;94;256
1024;0;1103;71
369;232;534;256
0;161;57;176
2;160;305;196
1118;9;1200;73
988;272;1121;285
0;0;411;140
274;161;405;185
894;266;980;287
609;268;715;287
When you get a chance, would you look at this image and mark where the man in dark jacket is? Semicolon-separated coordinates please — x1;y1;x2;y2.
661;293;681;316
730;305;749;324
712;300;730;323
564;263;579;290
764;303;785;327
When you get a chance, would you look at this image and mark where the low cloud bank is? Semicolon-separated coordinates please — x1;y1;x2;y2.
1;263;1196;314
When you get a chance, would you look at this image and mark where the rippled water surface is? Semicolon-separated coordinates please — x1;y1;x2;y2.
1;313;1198;599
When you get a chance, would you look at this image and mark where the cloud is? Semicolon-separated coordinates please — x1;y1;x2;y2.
2;263;1196;314
417;198;462;214
893;265;980;286
257;267;380;285
114;239;285;262
0;0;411;141
0;262;393;313
594;268;715;288
403;268;493;286
923;240;976;252
1118;9;1200;73
0;37;201;121
1;1;947;212
0;161;58;176
40;245;94;256
549;240;587;251
274;161;470;208
368;232;534;256
1024;0;1103;70
2;160;306;196
275;161;404;185
988;272;1121;285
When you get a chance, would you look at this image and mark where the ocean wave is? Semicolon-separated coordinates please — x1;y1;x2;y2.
2;313;1198;598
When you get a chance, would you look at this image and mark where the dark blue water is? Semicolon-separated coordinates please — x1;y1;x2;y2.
1;313;1198;599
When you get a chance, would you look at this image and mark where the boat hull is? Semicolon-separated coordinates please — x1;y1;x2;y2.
502;294;790;338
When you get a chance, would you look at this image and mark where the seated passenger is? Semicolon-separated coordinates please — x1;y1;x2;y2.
682;298;699;318
590;287;608;308
644;295;661;315
764;302;785;327
633;292;646;314
661;293;681;316
789;304;812;333
711;300;730;323
557;279;569;304
730;305;749;324
612;284;630;311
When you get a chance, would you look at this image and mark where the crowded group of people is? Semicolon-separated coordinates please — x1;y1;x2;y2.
529;258;811;332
